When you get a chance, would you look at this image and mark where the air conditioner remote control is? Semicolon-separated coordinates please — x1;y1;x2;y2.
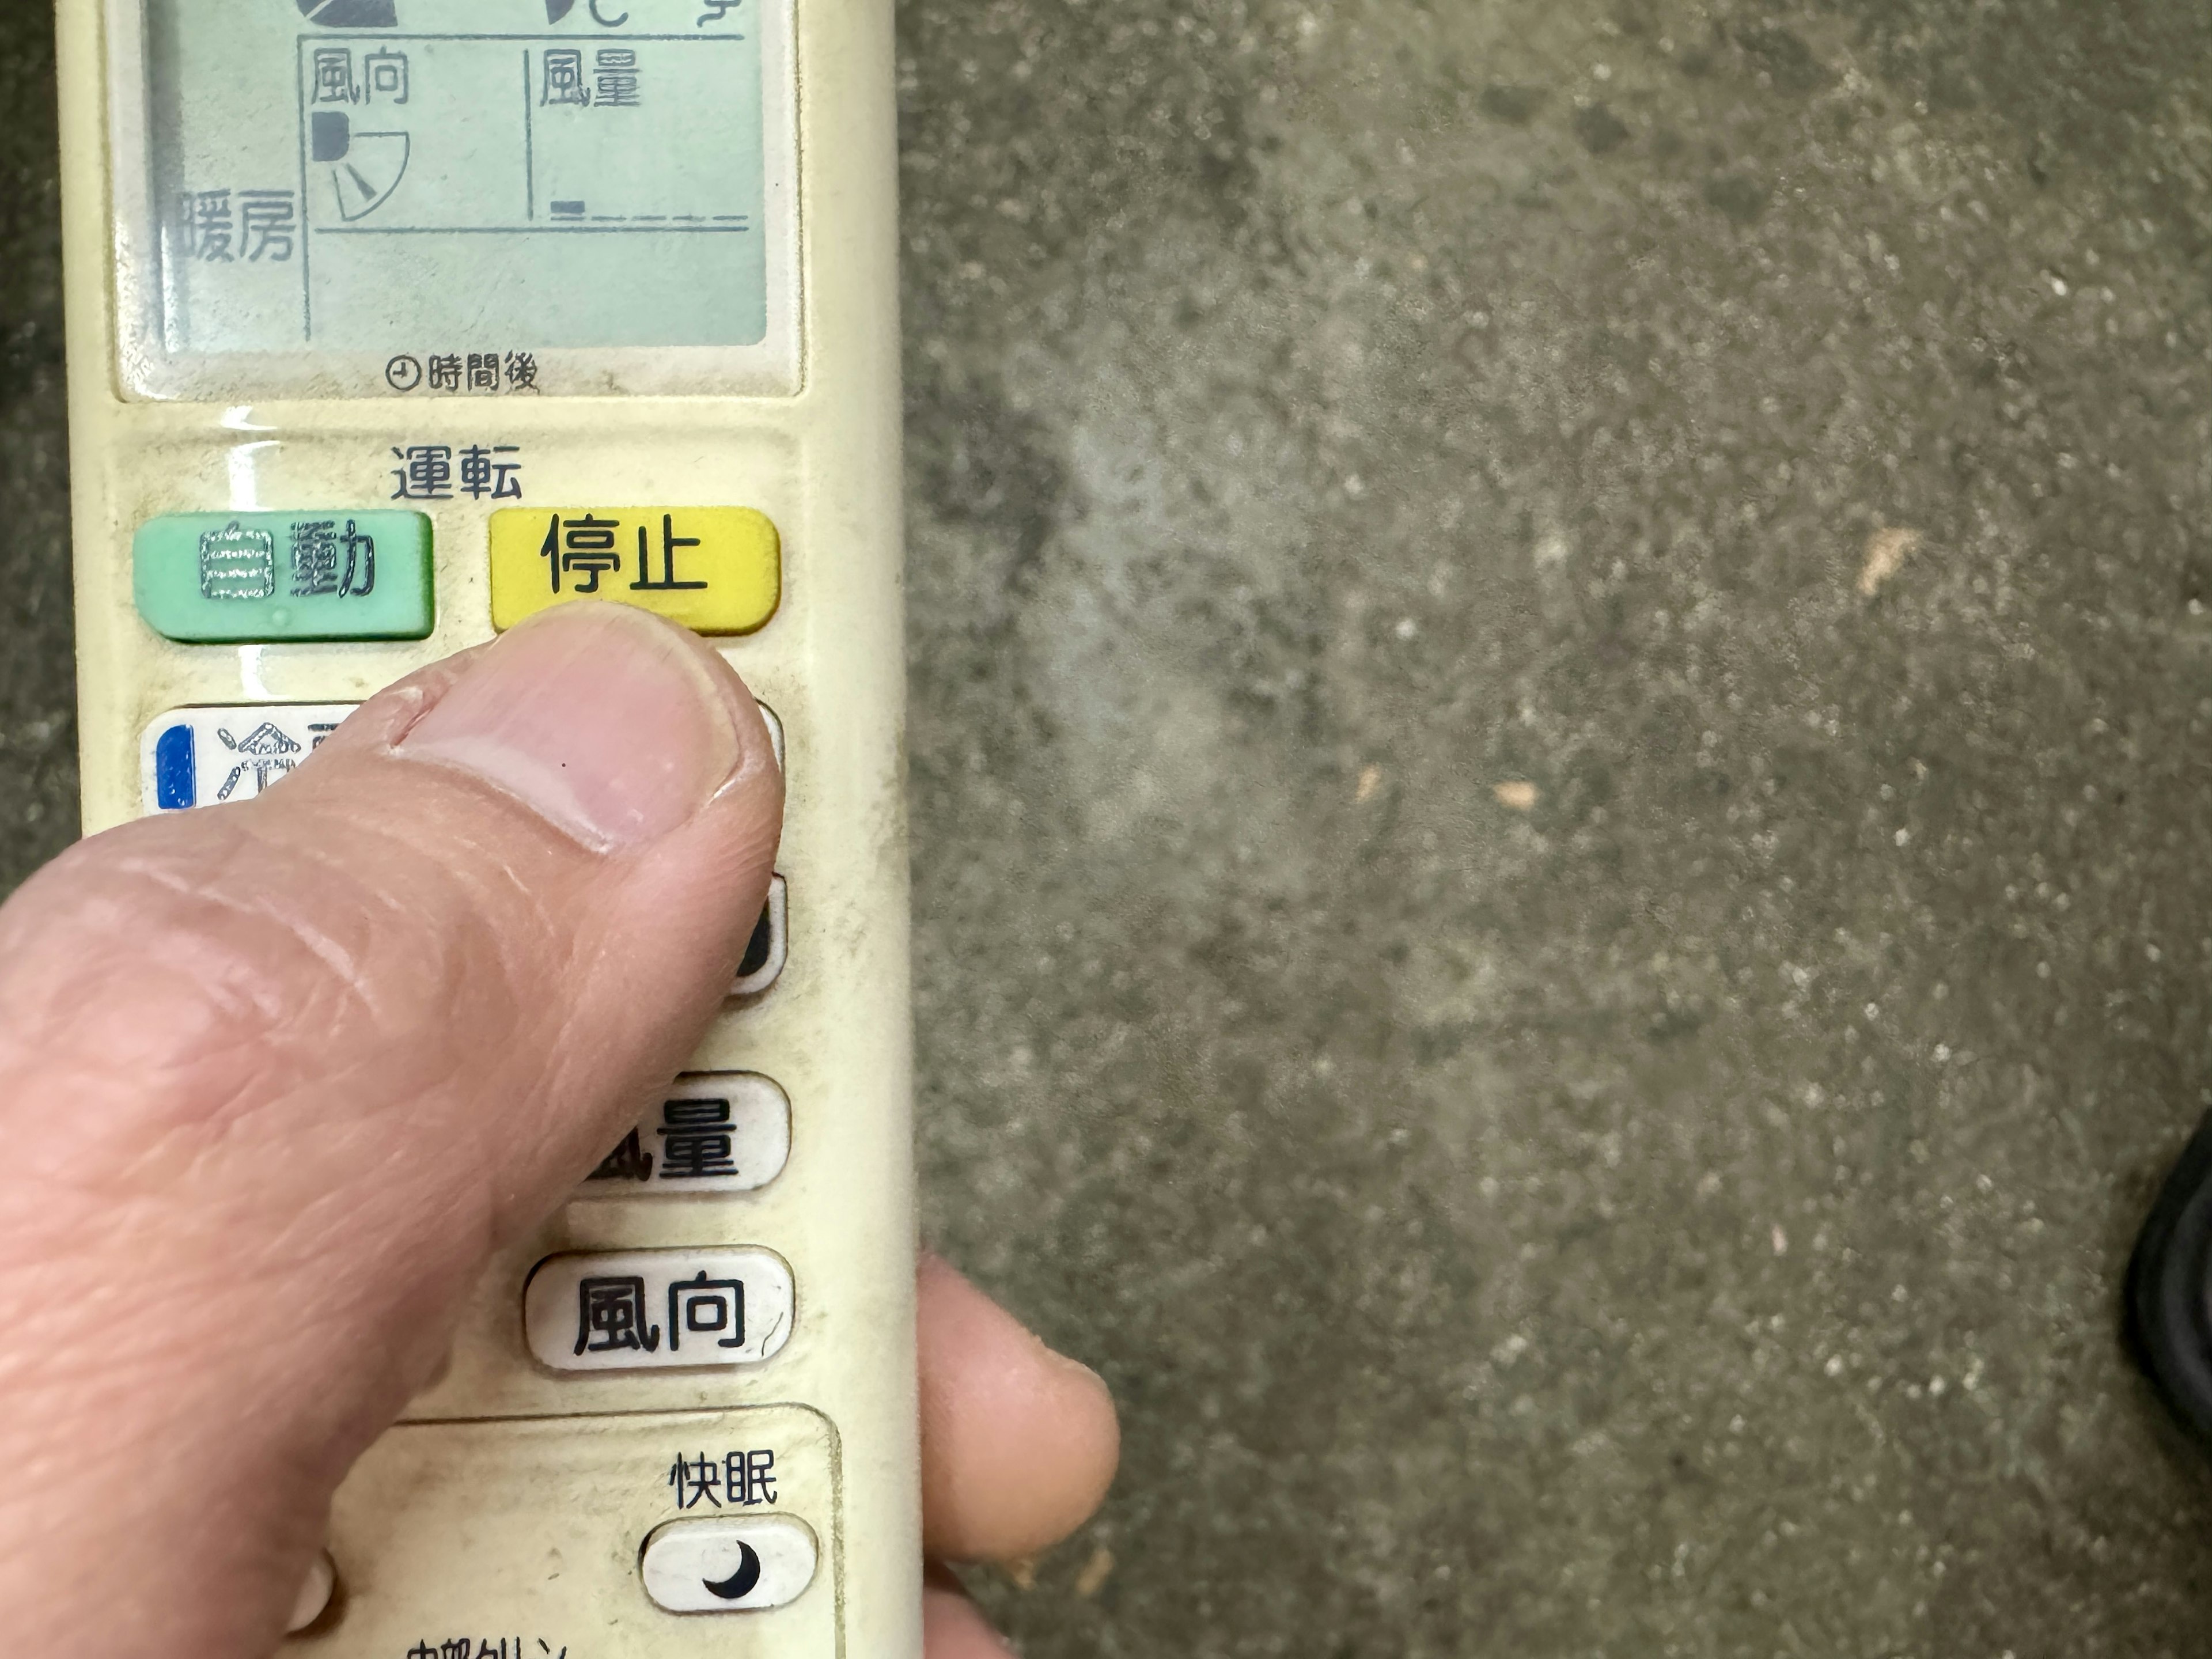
58;0;918;1652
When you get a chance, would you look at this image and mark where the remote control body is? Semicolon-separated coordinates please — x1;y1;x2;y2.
56;0;918;1653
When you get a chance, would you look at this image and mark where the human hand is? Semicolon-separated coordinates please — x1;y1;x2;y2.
0;604;1118;1656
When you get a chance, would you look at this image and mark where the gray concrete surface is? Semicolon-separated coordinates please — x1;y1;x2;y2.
9;0;2212;1653
0;10;71;876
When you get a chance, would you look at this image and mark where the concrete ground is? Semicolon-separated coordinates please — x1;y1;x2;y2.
9;1;2212;1653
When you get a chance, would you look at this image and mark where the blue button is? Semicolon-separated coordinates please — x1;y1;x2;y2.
152;724;197;810
138;705;362;815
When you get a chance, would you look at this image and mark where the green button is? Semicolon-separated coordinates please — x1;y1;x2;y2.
133;512;434;644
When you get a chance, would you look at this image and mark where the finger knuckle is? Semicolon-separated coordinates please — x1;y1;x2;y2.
0;817;527;1124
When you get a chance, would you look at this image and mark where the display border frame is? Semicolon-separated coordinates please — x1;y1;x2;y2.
104;0;804;403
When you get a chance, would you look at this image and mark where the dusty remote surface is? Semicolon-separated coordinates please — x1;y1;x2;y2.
58;0;918;1652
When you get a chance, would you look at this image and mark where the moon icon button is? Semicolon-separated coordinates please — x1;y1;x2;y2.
703;1541;762;1601
641;1516;819;1615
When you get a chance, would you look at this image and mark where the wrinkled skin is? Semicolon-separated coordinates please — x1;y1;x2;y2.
0;604;1117;1656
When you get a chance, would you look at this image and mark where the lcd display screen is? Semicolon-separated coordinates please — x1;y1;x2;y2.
124;0;793;395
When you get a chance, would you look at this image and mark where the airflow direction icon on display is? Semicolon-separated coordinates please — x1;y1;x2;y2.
311;112;411;222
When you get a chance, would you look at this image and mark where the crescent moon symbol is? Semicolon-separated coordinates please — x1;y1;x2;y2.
703;1540;763;1602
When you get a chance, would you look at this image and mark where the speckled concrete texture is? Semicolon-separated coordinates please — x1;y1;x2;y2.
0;10;71;892
897;2;2212;1654
8;0;2212;1653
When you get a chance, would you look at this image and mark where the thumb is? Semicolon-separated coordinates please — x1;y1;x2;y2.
0;602;782;1657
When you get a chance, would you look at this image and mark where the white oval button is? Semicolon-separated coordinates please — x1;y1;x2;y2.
641;1515;817;1613
524;1249;795;1372
141;704;359;813
578;1073;792;1198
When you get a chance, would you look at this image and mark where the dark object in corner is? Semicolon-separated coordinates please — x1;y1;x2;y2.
2126;1110;2212;1445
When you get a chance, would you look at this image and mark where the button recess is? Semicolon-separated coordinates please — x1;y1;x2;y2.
524;1248;795;1372
135;512;434;643
489;506;781;635
287;1551;337;1634
640;1516;819;1615
733;876;787;998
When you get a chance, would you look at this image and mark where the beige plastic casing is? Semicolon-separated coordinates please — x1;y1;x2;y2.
54;2;919;1654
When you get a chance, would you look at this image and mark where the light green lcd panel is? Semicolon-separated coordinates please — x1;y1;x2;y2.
142;0;769;357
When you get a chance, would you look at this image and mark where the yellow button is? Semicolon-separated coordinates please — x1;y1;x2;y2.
489;508;782;635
